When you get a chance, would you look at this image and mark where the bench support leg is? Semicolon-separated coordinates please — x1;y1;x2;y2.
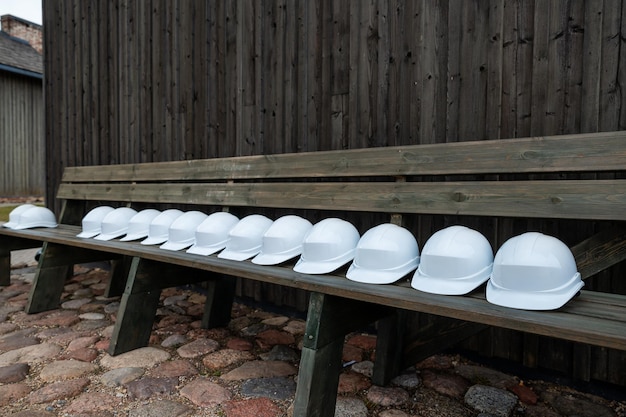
26;242;72;313
106;256;133;298
373;311;407;386
108;258;211;356
0;235;42;286
293;293;391;417
202;275;236;328
0;251;10;286
109;257;160;355
26;242;122;313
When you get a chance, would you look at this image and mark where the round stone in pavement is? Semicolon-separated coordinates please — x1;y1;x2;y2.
150;359;198;378
0;383;30;406
366;385;410;407
240;377;296;400
128;400;191;417
464;384;518;417
0;363;30;383
63;392;120;415
223;397;283;417
180;377;232;407
28;377;90;404
100;367;145;387
39;359;97;381
176;337;219;358
126;376;179;400
0;343;62;366
334;396;368;417
220;360;297;381
0;333;39;354
100;347;171;369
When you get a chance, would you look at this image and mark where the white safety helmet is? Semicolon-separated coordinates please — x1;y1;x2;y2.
411;225;493;295
119;209;162;242
293;218;360;274
187;212;240;256
486;232;583;310
218;214;273;261
346;223;419;284
76;206;115;238
160;211;209;251
3;204;36;229
141;209;184;245
94;207;138;241
252;215;313;265
10;206;58;230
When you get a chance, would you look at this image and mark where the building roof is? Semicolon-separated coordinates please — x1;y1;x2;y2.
0;30;42;78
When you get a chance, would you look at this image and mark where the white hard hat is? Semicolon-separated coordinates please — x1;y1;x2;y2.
140;209;184;245
187;212;240;256
76;206;115;238
119;209;162;242
293;218;360;274
252;215;313;265
218;214;273;261
411;225;493;295
346;223;419;284
94;207;138;241
160;211;209;251
3;204;36;229
10;206;58;230
486;232;583;310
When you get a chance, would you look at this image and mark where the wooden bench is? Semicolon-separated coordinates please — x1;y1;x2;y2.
1;131;626;416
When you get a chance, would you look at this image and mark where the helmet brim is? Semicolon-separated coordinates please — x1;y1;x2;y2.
160;240;194;251
217;248;260;261
93;232;124;241
486;275;583;310
410;264;492;295
346;262;417;284
251;249;301;266
12;222;58;230
186;244;226;256
119;232;149;242
140;236;168;245
76;230;100;238
293;256;353;275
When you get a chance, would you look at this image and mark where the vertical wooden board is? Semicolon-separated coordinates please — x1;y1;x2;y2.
446;0;462;142
485;0;504;140
259;0;276;155
599;0;623;131
207;0;223;158
500;0;518;139
620;2;626;130
223;0;238;157
282;1;298;154
529;1;550;135
420;0;448;145
544;1;567;136
304;0;321;152
329;0;350;150
178;2;195;159
564;0;584;134
402;0;420;146
376;0;390;148
580;0;604;133
514;0;534;137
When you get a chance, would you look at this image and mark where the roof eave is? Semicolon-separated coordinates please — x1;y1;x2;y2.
0;63;43;79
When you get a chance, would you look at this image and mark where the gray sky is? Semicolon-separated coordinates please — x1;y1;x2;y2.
0;0;42;26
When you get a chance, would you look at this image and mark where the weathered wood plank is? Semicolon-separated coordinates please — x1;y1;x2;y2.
57;180;626;221
61;132;626;182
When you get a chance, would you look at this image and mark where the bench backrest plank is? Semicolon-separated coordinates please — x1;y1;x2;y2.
57;180;626;221
61;132;626;182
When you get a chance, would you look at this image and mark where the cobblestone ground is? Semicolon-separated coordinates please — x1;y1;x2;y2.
0;249;625;417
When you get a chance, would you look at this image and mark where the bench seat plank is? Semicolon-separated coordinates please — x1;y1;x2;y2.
57;180;626;220
61;131;626;182
2;223;625;351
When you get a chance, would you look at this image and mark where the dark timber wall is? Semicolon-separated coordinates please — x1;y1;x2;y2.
43;0;626;386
